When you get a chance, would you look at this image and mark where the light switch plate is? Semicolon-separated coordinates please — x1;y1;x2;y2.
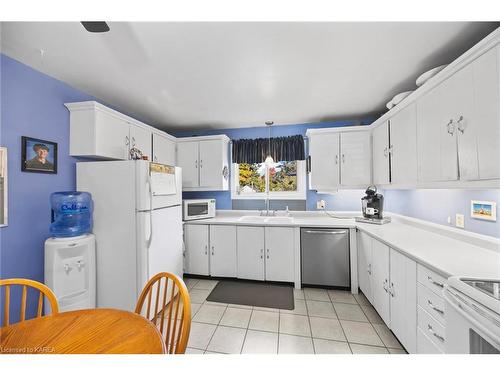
455;214;465;228
317;200;326;209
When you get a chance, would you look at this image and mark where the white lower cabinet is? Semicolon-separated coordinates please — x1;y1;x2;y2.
265;227;294;282
356;230;374;304
183;224;209;276
389;249;417;354
371;239;391;326
185;224;295;283
209;225;237;277
416;264;447;353
237;226;265;280
357;231;418;353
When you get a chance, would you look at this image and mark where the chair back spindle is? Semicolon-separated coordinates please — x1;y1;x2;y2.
0;278;59;327
135;273;191;354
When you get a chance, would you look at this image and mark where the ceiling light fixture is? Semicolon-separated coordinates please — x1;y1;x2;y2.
81;22;110;33
264;121;274;166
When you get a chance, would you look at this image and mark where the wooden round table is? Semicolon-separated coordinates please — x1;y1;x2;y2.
0;308;166;354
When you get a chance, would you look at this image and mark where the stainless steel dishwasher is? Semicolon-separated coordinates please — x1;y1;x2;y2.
300;228;350;288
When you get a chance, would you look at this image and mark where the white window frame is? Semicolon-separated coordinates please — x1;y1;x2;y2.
231;160;307;200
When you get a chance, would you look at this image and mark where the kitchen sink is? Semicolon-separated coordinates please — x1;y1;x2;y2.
237;215;294;224
237;215;267;223
264;216;294;224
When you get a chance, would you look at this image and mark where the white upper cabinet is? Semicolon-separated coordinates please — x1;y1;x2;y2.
372;121;390;185
129;124;152;160
176;135;230;191
390;103;418;185
340;131;372;187
152;132;176;166
308;132;340;191
177;141;199;188
416;44;500;184
472;45;500;180
199;140;224;188
65;101;174;162
307;128;371;191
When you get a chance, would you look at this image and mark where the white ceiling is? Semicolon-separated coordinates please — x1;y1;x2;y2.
1;22;499;131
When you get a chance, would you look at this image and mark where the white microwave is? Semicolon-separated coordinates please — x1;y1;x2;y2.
183;199;216;221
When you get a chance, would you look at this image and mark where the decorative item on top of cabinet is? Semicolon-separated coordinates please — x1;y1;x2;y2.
176;135;230;191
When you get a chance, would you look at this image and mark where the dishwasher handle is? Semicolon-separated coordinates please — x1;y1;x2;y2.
303;230;347;235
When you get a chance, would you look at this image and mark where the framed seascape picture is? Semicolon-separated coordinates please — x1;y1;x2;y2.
471;200;496;222
0;147;7;227
21;136;58;174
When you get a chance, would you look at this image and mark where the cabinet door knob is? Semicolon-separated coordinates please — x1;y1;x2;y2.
456;115;465;134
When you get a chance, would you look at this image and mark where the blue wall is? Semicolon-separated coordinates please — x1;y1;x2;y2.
385;189;500;238
0;54;100;323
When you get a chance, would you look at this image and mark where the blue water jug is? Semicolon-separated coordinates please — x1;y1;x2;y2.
50;191;93;237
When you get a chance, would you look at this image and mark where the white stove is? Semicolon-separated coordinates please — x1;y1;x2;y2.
444;277;500;354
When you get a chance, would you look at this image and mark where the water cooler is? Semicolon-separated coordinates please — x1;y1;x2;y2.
44;191;96;313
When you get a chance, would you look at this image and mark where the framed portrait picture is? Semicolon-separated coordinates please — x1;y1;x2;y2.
471;200;496;222
21;136;58;174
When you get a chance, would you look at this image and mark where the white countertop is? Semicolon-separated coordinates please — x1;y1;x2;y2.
184;210;500;280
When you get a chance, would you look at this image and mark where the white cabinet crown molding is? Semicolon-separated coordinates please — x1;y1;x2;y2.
65;100;177;141
176;134;230;143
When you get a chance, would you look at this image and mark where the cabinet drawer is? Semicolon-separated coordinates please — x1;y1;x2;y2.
417;283;446;326
417;306;446;352
417;264;447;296
417;327;443;354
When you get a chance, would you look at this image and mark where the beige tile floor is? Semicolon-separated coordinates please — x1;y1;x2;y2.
183;277;407;355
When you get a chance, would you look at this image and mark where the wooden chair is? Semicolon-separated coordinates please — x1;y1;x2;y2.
135;272;191;354
1;278;59;327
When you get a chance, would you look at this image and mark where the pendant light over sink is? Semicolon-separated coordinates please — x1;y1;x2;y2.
264;121;274;166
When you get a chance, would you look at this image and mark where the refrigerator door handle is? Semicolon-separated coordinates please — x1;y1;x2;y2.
146;172;153;250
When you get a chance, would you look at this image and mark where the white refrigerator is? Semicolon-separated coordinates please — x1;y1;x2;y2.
77;160;183;311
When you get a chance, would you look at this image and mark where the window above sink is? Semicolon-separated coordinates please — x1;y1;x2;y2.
231;160;307;200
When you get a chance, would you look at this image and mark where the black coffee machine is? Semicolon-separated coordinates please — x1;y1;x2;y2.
361;185;384;220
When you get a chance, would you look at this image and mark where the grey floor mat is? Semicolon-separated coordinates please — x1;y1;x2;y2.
206;280;294;310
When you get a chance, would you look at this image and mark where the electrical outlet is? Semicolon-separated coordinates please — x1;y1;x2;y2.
455;214;465;228
317;200;326;210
